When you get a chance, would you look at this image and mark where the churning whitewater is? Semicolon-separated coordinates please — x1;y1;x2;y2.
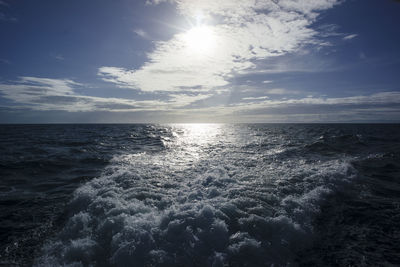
1;124;399;266
34;124;357;266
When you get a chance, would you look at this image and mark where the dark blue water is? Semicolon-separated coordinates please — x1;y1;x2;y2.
0;124;399;266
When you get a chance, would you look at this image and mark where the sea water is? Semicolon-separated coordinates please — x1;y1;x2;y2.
0;124;399;266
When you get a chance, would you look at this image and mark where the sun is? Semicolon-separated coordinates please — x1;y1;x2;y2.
178;10;217;56
182;25;216;55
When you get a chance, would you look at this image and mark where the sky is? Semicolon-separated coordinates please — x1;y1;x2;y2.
1;0;400;123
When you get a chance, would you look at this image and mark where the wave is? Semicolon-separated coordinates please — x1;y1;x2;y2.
35;145;357;266
5;124;398;266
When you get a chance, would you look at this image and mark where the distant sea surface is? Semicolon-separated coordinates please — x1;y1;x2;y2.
0;124;399;266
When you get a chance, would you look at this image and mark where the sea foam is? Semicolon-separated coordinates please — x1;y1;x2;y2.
35;125;357;266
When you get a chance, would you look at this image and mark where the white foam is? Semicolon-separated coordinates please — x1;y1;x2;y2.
35;126;357;266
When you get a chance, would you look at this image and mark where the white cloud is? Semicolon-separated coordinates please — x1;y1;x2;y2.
99;0;341;92
229;92;400;113
137;91;400;122
265;88;296;95
239;85;298;95
0;77;209;112
1;77;400;123
317;24;342;38
168;93;211;106
145;0;173;5
133;28;150;39
343;34;358;40
242;96;269;101
167;91;400;121
52;54;65;61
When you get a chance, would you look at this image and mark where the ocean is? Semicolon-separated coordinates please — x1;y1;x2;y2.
0;124;399;266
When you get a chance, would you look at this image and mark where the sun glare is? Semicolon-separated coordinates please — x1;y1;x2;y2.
182;25;216;55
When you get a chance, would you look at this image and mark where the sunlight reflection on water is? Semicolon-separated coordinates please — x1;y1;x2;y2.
174;123;222;144
168;123;224;162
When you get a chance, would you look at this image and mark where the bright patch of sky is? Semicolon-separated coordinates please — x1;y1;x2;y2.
0;0;400;122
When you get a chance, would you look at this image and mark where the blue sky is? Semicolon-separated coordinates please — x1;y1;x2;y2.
1;0;400;123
